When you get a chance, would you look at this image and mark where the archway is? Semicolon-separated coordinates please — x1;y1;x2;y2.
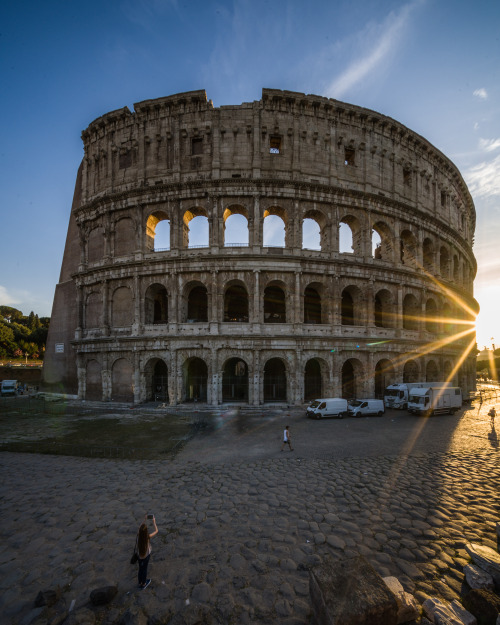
264;285;286;323
187;285;208;322
86;359;102;401
403;360;419;383
426;360;439;382
263;358;287;402
224;284;249;322
304;359;322;401
341;360;356;399
145;284;168;324
304;287;321;324
222;358;248;402
374;359;395;399
184;358;208;402
111;358;134;402
145;359;168;402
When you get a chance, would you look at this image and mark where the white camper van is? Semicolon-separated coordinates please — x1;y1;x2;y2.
407;386;462;416
348;399;385;417
306;398;348;419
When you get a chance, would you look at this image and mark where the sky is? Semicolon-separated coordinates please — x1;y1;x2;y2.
1;0;499;349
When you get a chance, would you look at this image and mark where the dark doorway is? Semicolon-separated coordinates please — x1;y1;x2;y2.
264;358;287;401
187;286;208;322
264;286;286;323
341;361;356;399
152;360;168;402
224;285;249;322
304;359;322;400
341;290;354;325
185;358;208;402
222;358;249;402
304;287;321;324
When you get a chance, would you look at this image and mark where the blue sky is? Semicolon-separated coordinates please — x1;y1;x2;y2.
1;0;499;348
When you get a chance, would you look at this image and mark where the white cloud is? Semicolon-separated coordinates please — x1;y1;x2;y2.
0;285;20;307
466;153;500;199
479;138;500;152
325;0;423;99
473;88;488;100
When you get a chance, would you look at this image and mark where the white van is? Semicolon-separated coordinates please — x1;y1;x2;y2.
348;399;385;417
306;398;348;419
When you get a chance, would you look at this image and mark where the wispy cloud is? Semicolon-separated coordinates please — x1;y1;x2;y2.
473;88;488;100
0;285;20;307
479;138;500;152
325;0;424;99
466;153;500;199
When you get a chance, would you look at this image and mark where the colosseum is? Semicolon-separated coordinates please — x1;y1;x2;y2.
43;88;478;405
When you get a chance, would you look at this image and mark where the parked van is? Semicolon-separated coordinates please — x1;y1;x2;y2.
306;398;348;419
1;380;18;397
348;399;385;417
407;386;462;415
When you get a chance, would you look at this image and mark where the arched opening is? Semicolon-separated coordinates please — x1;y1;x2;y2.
223;206;249;246
222;358;248;402
111;358;134;402
372;222;394;262
339;221;354;253
146;211;170;251
426;360;439;382
402;294;419;331
304;287;322;324
403;360;419;383
442;303;453;334
183;208;209;248
423;238;434;272
425;298;438;333
264;285;286;323
263;358;287;402
400;230;417;267
304;359;322;401
184;358;208;402
145;284;168;324
443;360;452;383
86;360;102;401
302;218;321;250
263;206;287;247
224;284;249;322
374;359;395;399
341;289;355;325
453;254;459;283
144;359;169;402
374;289;393;328
341;360;356;399
187;285;208;322
440;246;450;278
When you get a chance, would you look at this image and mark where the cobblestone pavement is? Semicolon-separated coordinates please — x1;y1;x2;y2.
0;400;499;624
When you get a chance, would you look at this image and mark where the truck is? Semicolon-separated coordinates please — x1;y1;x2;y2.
384;382;452;410
1;380;18;397
347;399;385;417
306;398;349;419
407;386;462;416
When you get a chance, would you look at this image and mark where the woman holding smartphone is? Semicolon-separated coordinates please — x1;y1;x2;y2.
136;514;158;589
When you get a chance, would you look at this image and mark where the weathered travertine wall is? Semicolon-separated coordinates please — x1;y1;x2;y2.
43;89;478;404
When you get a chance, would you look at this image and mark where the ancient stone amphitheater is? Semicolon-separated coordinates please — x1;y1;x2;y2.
43;89;478;404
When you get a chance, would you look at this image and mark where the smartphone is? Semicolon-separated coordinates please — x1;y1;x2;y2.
147;514;154;520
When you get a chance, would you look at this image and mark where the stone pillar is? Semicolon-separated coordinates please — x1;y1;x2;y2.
253;350;261;406
211;348;218;406
253;196;262;250
133;351;141;404
102;280;110;335
168;349;177;405
210;270;218;323
253;270;261;323
133;274;141;334
366;280;375;327
397;286;404;330
102;353;111;401
77;354;85;400
294;272;301;324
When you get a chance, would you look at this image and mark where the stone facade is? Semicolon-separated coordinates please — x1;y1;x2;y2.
43;88;478;404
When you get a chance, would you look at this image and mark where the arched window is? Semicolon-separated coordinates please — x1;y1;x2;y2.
402;294;419;331
372;222;394;261
87;226;105;263
115;217;136;256
264;285;286;323
86;359;102;401
304;287;321;324
400;230;417;267
302;218;321;250
425;299;438;333
145;284;168;324
341;289;355;325
111;287;133;327
224;284;249;322
339;222;354;253
423;238;434;273
187;285;208;322
263;208;286;247
146;211;170;251
223;206;249;247
426;360;439;382
403;360;419;384
374;289;393;328
183;208;209;248
111;358;134;402
440;246;450;278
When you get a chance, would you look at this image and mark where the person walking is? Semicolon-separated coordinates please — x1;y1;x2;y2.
135;515;158;589
281;425;294;452
488;406;496;423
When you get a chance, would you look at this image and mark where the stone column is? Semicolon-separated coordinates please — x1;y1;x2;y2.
133;351;141;404
102;280;110;335
76;354;85;400
253;350;261;406
397;286;404;330
253;270;261;323
210;348;219;406
294;272;301;324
